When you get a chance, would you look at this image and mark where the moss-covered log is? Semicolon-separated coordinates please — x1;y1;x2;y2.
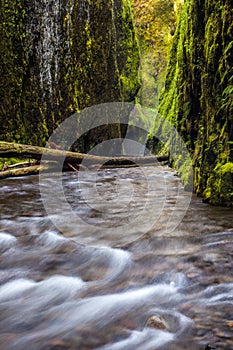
0;165;49;179
156;0;233;206
0;141;168;169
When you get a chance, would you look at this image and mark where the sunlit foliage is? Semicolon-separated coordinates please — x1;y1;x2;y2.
132;0;182;107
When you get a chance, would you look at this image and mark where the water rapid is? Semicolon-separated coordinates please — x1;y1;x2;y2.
0;166;232;349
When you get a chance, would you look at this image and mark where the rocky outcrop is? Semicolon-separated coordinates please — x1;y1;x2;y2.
158;0;233;206
0;0;140;146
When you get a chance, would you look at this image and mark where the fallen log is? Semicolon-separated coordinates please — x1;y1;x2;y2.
0;165;48;179
0;141;168;167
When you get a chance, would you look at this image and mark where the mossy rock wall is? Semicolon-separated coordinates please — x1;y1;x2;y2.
0;0;140;147
158;0;233;206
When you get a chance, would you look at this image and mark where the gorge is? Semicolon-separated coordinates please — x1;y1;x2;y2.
0;0;232;204
0;1;233;349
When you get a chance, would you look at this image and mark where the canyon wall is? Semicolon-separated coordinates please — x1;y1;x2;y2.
158;0;233;205
0;0;140;146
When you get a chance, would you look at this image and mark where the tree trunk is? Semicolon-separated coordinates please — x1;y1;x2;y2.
0;141;168;167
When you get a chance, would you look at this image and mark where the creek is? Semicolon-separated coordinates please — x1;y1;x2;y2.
0;165;232;349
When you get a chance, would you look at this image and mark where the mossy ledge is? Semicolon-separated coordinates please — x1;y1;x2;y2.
0;0;140;148
156;0;233;206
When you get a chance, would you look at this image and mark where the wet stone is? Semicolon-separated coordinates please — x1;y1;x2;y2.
145;315;168;330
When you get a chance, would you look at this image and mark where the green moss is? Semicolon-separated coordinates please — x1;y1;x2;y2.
0;0;140;150
204;162;233;206
150;0;233;206
0;157;30;170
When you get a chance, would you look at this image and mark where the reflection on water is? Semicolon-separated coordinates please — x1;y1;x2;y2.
0;166;232;350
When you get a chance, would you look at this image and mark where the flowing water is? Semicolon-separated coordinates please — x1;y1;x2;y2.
0;165;232;350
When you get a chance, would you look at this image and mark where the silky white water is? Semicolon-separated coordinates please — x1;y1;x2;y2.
0;166;232;349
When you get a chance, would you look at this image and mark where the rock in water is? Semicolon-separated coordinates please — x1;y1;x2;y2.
145;315;168;330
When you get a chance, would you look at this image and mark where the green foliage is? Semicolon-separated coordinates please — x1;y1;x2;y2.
132;0;179;108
